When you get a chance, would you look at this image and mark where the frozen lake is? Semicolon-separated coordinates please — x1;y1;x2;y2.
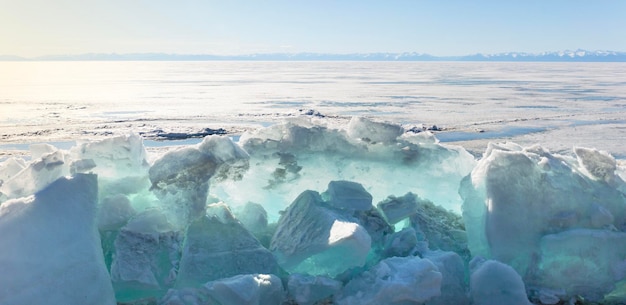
1;61;626;158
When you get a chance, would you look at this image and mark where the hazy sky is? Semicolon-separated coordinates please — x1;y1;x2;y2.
1;0;625;57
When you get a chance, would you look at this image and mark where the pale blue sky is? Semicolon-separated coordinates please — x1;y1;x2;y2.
1;0;624;57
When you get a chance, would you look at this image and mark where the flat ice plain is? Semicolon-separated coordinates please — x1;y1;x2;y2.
1;61;626;159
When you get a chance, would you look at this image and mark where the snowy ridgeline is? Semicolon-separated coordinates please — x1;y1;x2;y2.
1;116;626;305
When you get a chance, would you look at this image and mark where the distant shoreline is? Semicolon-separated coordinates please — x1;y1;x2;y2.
2;50;626;62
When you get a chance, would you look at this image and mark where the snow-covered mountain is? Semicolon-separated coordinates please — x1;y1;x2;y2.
1;50;625;62
459;49;626;62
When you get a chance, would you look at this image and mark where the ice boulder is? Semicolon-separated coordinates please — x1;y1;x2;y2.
574;146;618;183
377;192;420;224
239;117;357;154
409;195;469;259
469;258;532;305
204;274;285;305
158;287;212;305
71;133;148;178
160;274;285;305
149;136;249;227
270;190;372;277
149;146;216;226
423;251;470;305
212;116;475;223
0;174;116;305
0;157;26;180
0;157;26;201
198;134;250;182
110;209;183;302
97;194;137;231
346;116;404;144
460;143;626;283
233;201;268;234
287;274;343;305
322;180;373;211
334;256;442;305
537;229;626;302
383;227;420;257
0;149;68;199
175;203;279;288
71;134;151;197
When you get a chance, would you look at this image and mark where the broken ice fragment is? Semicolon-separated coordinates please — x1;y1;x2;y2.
149;136;250;227
377;192;419;224
234;201;269;234
97;194;136;231
334;256;442;305
70;133;148;179
538;229;626;302
469;258;532;305
346;116;404;144
461;143;626;279
160;274;285;305
175;204;279;287
203;274;285;305
110;209;182;302
199;135;250;182
322;180;373;211
287;274;343;305
409;196;468;259
424;251;470;305
69;158;97;174
574;146;617;182
0;149;69;199
149;147;217;190
383;227;418;257
270;190;371;277
0;174;116;305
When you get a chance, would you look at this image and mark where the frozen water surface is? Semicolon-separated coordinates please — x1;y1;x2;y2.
1;61;626;304
1;61;626;158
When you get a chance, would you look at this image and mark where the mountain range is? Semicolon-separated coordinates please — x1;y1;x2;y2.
2;50;625;62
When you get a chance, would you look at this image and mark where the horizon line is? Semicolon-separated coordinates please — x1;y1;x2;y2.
2;49;626;62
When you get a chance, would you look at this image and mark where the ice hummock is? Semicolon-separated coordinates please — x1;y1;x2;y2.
211;116;476;221
461;142;626;303
1;116;626;304
270;189;373;277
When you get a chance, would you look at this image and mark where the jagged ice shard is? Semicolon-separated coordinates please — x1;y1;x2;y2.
1;116;626;304
461;142;626;303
